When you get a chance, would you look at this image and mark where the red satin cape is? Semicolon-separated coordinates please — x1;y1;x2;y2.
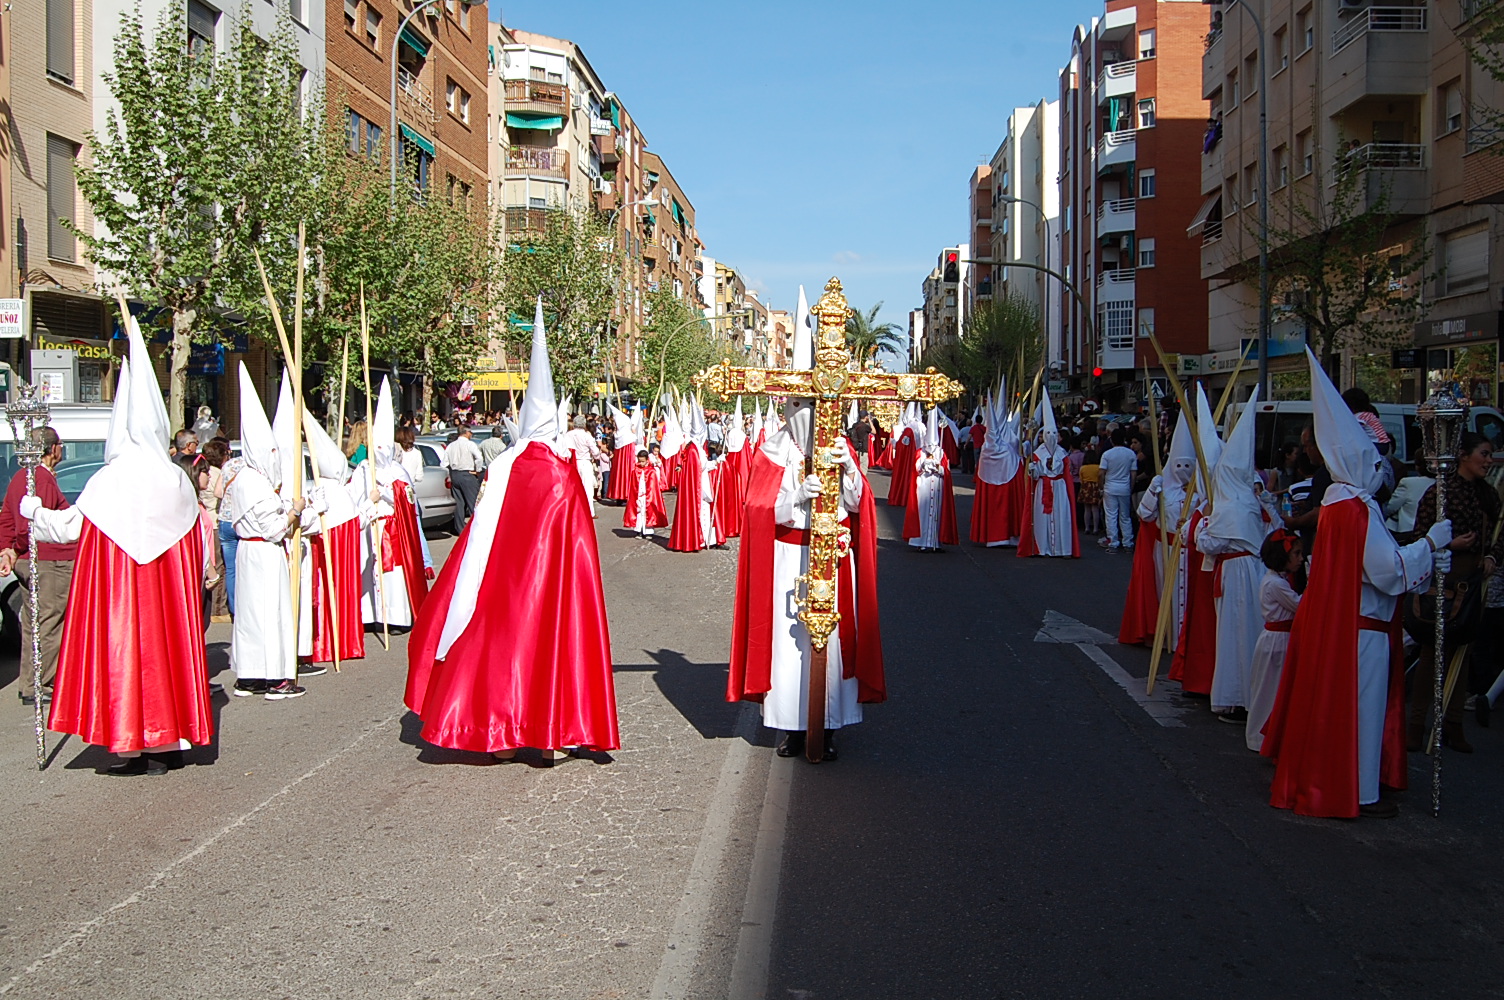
873;431;894;470
622;464;668;530
887;429;917;506
1168;511;1215;693
1117;521;1162;646
1261;497;1407;817
940;424;958;468
707;461;729;546
969;470;1026;545
48;520;212;753
901;460;959;545
720;447;746;537
406;442;618;753
311;518;366;663
727;449;886;705
668;444;707;552
1017;465;1080;558
606;443;637;502
391;482;429;614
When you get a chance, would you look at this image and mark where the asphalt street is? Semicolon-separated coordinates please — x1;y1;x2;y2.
1;470;1503;999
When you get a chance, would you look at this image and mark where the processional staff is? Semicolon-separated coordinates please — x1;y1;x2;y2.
6;384;50;770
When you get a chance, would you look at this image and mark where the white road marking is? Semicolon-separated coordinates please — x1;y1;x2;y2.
650;705;757;999
727;738;793;1000
1036;611;1186;728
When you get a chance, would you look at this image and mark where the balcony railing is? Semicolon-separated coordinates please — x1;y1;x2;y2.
1344;142;1426;169
504;206;557;233
1468;124;1504;153
506;145;570;176
503;78;568;108
1097;197;1136;220
1332;5;1427;54
1097;267;1136;288
1201;220;1224;246
397;67;434;124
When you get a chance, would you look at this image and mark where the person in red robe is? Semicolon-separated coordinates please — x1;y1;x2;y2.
1166;390;1222;694
668;440;709;552
25;312;212;775
887;412;919;507
1261;350;1446;819
300;410;368;666
604;404;638;505
720;398;748;538
970;383;1027;547
406;299;617;764
623;449;668;538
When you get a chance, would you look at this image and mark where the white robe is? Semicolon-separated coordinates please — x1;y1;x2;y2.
1027;444;1074;557
352;459;415;628
1138;481;1190;644
700;456;716;543
761;434;865;732
230;467;317;682
909;453;945;549
562;428;599;515
1196;519;1266;713
1246;570;1299;752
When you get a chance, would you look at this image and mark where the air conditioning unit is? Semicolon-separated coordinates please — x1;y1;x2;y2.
593;177;610;194
1336;0;1367;13
571;91;583;110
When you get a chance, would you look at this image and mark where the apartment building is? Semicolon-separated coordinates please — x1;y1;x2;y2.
1201;0;1500;405
713;260;754;357
967;165;994;316
745;290;770;366
15;0;100;377
988;100;1063;361
768;308;793;369
1059;0;1209;407
640;152;699;310
919;244;967;359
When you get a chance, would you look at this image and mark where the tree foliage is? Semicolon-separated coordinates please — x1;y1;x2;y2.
1258;153;1432;373
919;293;1043;402
638;287;727;399
844;302;906;369
498;209;620;400
76;4;315;429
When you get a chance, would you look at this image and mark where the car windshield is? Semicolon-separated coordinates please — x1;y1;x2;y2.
0;442;108;503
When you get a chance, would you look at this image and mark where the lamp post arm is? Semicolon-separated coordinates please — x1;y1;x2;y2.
389;0;446;203
963;257;1095;394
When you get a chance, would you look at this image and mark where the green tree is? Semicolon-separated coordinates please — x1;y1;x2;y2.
498;209;620;400
639;287;721;399
958;293;1044;394
1258;151;1432;374
844;302;906;369
76;4;315;429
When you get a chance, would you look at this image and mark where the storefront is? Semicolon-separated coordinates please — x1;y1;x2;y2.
1412;311;1499;405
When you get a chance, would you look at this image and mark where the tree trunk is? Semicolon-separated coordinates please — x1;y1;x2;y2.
168;306;196;435
421;343;434;432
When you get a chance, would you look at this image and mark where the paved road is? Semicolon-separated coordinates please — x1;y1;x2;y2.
1;470;1502;999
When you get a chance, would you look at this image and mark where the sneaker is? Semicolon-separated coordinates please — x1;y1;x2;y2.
298;663;329;678
263;680;306;700
233;679;268;697
1098;537;1112;548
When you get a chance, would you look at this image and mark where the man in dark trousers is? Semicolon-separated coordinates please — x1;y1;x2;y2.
444;425;484;533
0;428;75;705
848;412;873;475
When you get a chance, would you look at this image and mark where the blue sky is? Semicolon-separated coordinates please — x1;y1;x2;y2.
489;1;1099;362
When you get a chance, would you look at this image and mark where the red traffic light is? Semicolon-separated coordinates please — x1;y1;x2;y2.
1092;366;1104;377
946;252;958;263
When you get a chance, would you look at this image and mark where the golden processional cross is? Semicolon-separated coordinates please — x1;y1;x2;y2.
695;277;964;761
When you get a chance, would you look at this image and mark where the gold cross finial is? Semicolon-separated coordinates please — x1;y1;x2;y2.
812;277;852;360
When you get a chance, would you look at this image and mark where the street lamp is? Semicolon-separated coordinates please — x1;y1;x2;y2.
390;0;486;202
1216;0;1271;399
651;309;752;419
995;193;1054;362
962;256;1098;397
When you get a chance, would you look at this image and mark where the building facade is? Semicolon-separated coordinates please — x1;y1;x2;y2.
989;100;1063;362
1059;0;1209;407
967;165;994;317
919;244;967;360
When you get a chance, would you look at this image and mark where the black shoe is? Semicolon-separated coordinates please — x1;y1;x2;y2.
1359;799;1398;819
233;679;268;697
207;682;224;695
18;691;51;707
821;735;838;761
264;680;306;700
1216;708;1249;724
775;731;806;758
298;663;329;678
147;749;187;771
540;749;575;768
106;756;168;777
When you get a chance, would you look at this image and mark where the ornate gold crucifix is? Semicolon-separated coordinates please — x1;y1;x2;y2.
695;277;964;761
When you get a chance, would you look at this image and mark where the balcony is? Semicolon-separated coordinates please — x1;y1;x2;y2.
506;145;569;177
504;206;558;234
397;67;435;126
1096;197;1136;233
1096;267;1136;299
503;78;568;116
1327;6;1428;110
1337;143;1428;216
1201;219;1224;247
593;131;622;166
1096;128;1137;172
1096;60;1137;105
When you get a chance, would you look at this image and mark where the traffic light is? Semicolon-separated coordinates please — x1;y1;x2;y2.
1092;366;1104;378
943;251;959;284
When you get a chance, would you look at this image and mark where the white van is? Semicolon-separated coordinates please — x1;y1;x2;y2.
1234;399;1504;470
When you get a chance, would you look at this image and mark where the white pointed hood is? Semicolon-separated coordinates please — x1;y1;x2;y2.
237;362;279;489
1194;384;1222;472
372;376;396;469
517;297;557;444
1038;386;1059;452
660;397;684;459
848;400;859;428
792;285;813;371
75;311;200;564
725;396;747;453
978;379;1022;485
1308;348;1384;497
302;409;349;485
609;404;636;450
924;407;941;452
689;393;709;447
272;370;299;495
1207;386;1265;551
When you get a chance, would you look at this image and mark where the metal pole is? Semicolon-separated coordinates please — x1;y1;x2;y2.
390;0;446;204
1229;0;1271;399
997;194;1052;370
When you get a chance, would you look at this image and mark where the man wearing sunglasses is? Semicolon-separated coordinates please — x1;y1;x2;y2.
0;427;74;706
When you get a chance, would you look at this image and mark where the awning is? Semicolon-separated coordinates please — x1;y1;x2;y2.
506;112;563;130
642;208;656;225
1186;193;1222;234
670;198;684;226
399;26;429;57
608;98;620;129
399;123;435;157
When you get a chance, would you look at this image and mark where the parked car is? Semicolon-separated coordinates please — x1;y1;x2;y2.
1233;399;1504;473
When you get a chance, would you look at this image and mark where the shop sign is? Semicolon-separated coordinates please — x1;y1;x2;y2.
1414;311;1500;347
35;333;116;362
0;299;23;339
1392;348;1423;369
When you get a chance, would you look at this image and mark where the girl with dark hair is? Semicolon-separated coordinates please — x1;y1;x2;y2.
1245;530;1304;752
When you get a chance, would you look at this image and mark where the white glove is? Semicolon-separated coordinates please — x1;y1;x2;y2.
307;487;329;515
1434;549;1453;574
1147;476;1164;496
827;437;858;476
1426;518;1453;553
794;474;825;505
17;496;41;521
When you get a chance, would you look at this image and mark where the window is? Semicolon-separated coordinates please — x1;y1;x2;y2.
1063;204;1071;231
1226;175;1239;213
1137;308;1155;339
1297;129;1313;175
1228;70;1240;108
365;6;380;47
1138;28;1156;59
1244;52;1258;94
366;122;382;160
460;89;471;124
288;0;303;25
1138;98;1156;129
46;0;75;85
1139;169;1156;198
1442;226;1489;295
1441;81;1463;135
1100;301;1135;351
188;0;217;56
1297;6;1313;52
1243;162;1257;206
343;0;357;29
460;2;470;30
1138;238;1157;268
446;79;458;115
346;108;361;154
46;134;77;262
1275;145;1289;188
1274;27;1289;71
